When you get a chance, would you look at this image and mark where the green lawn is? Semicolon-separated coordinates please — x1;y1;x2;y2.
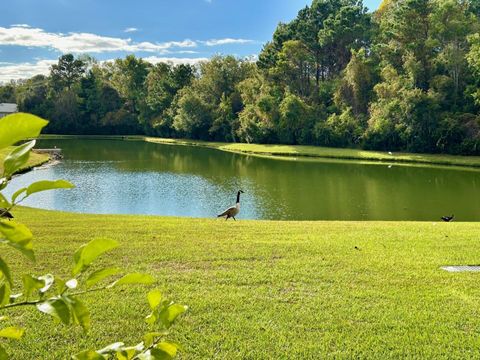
40;134;480;168
0;147;50;174
3;207;480;359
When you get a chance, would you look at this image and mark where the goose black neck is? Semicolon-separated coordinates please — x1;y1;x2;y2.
236;191;241;204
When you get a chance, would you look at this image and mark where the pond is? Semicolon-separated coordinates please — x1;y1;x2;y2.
6;139;480;221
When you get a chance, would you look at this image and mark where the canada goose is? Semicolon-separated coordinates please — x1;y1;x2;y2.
441;215;454;222
218;190;244;221
0;208;13;220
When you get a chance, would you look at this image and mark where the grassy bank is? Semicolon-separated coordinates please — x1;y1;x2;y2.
3;207;480;358
40;134;480;168
0;147;50;174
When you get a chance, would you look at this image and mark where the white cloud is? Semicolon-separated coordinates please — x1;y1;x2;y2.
10;24;31;28
0;59;56;82
0;26;254;54
0;26;196;54
176;50;200;54
203;38;253;46
124;27;139;33
142;56;208;66
0;57;209;82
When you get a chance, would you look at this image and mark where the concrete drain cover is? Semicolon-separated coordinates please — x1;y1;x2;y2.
441;266;480;272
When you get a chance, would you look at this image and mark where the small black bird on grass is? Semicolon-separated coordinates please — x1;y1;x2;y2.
0;208;13;220
441;215;454;222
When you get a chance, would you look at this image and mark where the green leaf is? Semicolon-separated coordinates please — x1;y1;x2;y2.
85;267;121;288
0;344;8;360
0;113;48;150
56;277;66;293
143;332;168;348
26;180;75;197
0;221;34;261
66;296;91;332
0;194;9;209
108;273;155;288
116;347;140;360
0;283;11;307
3;140;35;177
11;188;26;204
158;304;188;329
36;298;71;325
147;289;162;310
72;350;106;360
0;327;24;339
0;257;12;286
72;238;119;276
22;275;45;299
155;342;178;358
137;349;171;360
97;342;125;354
140;346;177;360
145;312;157;325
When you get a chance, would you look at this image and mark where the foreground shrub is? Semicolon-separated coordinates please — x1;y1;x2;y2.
0;113;187;359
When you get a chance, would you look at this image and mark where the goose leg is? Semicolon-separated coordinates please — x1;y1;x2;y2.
233;217;236;221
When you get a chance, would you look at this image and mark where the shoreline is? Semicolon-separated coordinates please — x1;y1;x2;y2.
39;134;480;169
0;147;51;175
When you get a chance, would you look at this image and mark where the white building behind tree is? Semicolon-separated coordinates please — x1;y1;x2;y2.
0;103;18;118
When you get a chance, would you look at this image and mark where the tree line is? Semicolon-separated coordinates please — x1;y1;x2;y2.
1;0;480;155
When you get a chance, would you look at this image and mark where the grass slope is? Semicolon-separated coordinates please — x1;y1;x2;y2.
40;134;480;168
0;147;50;174
3;207;480;359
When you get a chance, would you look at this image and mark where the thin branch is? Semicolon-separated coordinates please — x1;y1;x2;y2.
0;287;108;310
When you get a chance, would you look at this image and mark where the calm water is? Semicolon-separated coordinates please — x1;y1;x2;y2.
6;139;480;221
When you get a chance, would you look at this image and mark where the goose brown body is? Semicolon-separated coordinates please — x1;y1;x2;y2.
218;190;244;221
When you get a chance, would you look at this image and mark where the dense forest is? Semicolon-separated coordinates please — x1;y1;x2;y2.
2;0;480;154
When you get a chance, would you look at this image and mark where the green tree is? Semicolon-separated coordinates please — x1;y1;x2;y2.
467;33;480;106
334;48;375;116
50;54;86;92
0;83;16;103
317;0;371;76
315;107;364;147
237;74;280;143
366;65;440;152
16;75;51;119
109;55;149;115
50;90;81;133
431;0;478;108
173;87;212;139
274;40;314;98
278;92;312;144
144;63;194;135
376;0;427;86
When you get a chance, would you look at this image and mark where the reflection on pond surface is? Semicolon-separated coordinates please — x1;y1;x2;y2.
7;139;480;221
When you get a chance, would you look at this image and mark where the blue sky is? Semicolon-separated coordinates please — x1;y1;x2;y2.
0;0;381;82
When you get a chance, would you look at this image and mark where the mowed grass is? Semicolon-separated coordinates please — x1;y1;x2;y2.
3;207;480;359
40;134;480;168
0;147;50;174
